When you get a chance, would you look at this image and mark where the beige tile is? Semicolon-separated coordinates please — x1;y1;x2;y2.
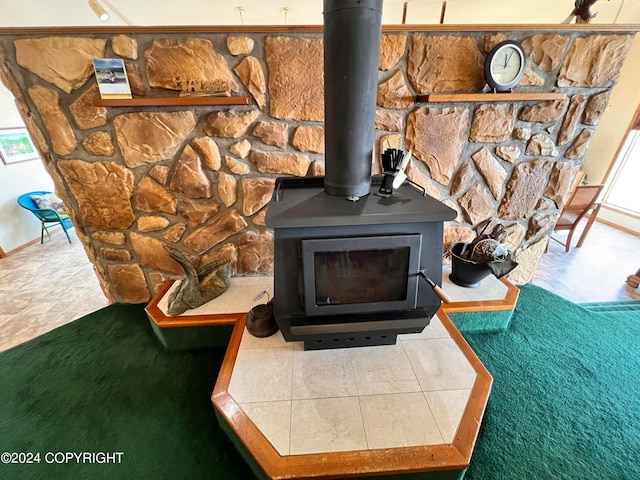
402;338;477;391
398;315;450;341
292;348;357;399
239;327;291;350
424;389;472;443
290;397;367;454
349;344;421;395
240;401;291;456
228;347;293;403
359;392;444;449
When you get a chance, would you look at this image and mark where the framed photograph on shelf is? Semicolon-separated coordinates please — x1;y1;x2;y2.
0;127;40;165
92;58;132;99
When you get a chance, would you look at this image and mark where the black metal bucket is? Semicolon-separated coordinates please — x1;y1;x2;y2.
449;242;492;288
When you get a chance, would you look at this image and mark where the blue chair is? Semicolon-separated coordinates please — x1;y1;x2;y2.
17;191;73;244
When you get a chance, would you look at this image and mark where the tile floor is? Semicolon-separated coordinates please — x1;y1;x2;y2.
228;312;476;456
0;219;638;352
0;229;108;352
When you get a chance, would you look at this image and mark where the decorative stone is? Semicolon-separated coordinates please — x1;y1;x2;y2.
406;107;469;185
472;148;507;199
114;112;197;167
583;91;610;126
557;95;587;146
527;212;559;240
496;146;520;163
230;139;251;158
292;126;324;153
82;131;114;157
124;62;146;96
204;109;260;138
525;133;558;156
375;109;403;132
558;35;633;88
28;85;77;156
108;264;150;303
565;129;594;159
520;62;545;87
265;36;324;121
443;200;463;223
242;178;276;216
169;145;212;199
377;70;414;110
521;34;570;71
130;232;183;275
507;238;548;285
15;37;106;93
148;272;169;296
218;172;237;207
311;161;325;176
192;136;221;171
499;160;552;220
504;223;526;252
179;199;220;226
513;127;531;141
184;210;248;255
70;84;107;130
405;162;441;199
135;177;178;214
519;99;567;123
239;231;274;275
227;36;254;55
234;56;266;108
58;160;134;229
458;183;495;226
253;121;289;148
450;162;474;196
250;150;310;177
149;165;170;185
137;216;170;232
407;34;484;93
112;35;138;60
253;210;267;226
201;244;239;275
145;38;238;92
470;104;517;143
444;224;476;253
100;248;132;262
164;223;186;243
225;156;251;175
92;231;126;245
484;33;507;52
379;34;406;70
537;197;556;210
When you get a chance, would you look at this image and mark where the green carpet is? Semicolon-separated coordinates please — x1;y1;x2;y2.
0;286;639;479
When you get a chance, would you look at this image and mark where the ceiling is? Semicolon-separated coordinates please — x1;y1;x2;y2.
1;0;639;27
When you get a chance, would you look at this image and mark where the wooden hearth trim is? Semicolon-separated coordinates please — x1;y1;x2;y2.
441;277;520;313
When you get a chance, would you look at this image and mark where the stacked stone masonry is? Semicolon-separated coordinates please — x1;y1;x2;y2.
0;28;634;302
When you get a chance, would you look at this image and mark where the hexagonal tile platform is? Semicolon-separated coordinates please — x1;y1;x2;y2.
212;309;492;479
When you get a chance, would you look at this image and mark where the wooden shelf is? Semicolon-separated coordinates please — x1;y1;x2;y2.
416;92;566;103
93;96;252;107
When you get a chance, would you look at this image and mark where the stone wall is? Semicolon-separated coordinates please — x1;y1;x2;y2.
0;26;634;303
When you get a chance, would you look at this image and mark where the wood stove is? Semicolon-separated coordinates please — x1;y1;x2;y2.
264;0;456;349
266;177;456;350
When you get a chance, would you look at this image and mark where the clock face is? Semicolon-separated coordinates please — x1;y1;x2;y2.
484;40;526;92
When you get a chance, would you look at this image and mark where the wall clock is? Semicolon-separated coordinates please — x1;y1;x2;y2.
484;40;526;92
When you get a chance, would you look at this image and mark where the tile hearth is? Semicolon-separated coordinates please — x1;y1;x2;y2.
227;315;477;456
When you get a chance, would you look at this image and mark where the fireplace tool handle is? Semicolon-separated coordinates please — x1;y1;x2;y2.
418;270;452;304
